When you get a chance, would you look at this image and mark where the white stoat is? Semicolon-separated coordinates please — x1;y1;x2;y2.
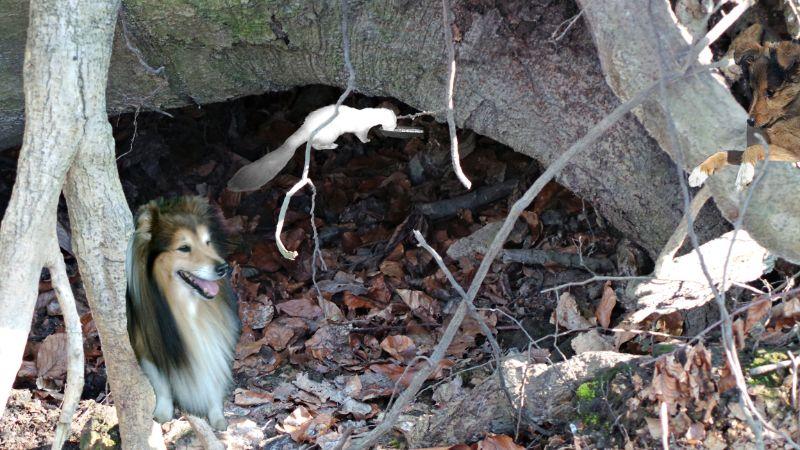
227;105;398;192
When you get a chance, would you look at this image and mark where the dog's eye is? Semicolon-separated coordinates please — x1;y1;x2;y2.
766;89;775;98
177;245;191;253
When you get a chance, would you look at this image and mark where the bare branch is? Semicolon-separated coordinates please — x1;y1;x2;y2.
48;241;83;450
275;0;357;261
412;230;548;435
441;0;472;189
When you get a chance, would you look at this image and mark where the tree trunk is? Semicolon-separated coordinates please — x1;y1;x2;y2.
64;104;163;450
0;0;102;416
0;1;163;448
0;0;729;257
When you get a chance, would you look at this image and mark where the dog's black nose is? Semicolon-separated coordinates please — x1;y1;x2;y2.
747;116;756;127
215;262;230;277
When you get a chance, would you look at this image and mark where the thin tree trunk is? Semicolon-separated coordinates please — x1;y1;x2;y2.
64;116;164;449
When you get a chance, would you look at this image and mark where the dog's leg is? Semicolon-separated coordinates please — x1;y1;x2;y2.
140;359;174;423
688;151;742;187
736;144;799;190
207;401;227;431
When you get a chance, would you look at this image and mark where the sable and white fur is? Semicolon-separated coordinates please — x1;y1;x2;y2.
227;104;398;192
126;196;240;431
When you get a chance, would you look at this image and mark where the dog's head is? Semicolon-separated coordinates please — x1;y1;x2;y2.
129;196;231;301
734;24;800;128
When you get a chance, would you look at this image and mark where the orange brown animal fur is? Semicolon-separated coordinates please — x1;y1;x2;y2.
126;196;240;431
689;24;800;190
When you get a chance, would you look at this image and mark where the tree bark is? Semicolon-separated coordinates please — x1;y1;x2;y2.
0;0;728;257
0;1;163;448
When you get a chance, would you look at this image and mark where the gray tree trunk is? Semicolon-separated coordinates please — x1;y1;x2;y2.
0;0;729;258
0;1;163;448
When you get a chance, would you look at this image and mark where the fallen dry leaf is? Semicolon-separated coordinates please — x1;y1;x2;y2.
745;298;770;334
36;333;68;390
552;292;594;330
380;335;417;362
571;329;613;354
275;298;323;319
277;406;334;443
379;260;405;279
595;281;617;328
477;434;525;450
234;388;273;406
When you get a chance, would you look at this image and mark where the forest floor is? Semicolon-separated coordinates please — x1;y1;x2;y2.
1;85;800;449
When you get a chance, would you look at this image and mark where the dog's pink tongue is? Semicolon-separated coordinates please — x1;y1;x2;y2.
195;278;220;297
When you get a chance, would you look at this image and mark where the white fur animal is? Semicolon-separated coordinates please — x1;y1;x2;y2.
227;105;398;192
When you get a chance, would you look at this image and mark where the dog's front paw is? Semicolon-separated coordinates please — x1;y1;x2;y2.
153;402;174;424
208;411;228;431
688;166;709;187
735;163;755;191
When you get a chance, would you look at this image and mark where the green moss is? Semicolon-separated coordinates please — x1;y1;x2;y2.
748;349;789;387
573;365;635;432
576;381;600;402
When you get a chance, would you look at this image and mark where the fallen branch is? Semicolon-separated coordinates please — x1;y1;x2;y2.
415;179;517;219
502;248;614;272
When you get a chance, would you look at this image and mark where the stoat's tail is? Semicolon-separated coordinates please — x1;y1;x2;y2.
227;132;306;192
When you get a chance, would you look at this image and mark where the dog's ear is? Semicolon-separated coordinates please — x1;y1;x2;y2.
134;203;159;241
733;23;765;68
775;41;800;75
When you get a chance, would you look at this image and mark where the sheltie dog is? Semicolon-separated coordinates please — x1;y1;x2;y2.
126;196;240;430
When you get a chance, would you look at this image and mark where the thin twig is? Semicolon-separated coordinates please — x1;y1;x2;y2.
541;275;652;294
48;241;83;450
412;230;549;435
185;415;224;450
397;109;444;120
275;0;356;261
441;0;471;189
550;10;585;43
331;426;354;450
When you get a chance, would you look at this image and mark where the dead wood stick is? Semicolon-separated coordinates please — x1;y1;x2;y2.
186;415;224;450
346;59;664;450
502;248;614;272
749;360;794;376
48;240;84;450
415;179;517;219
